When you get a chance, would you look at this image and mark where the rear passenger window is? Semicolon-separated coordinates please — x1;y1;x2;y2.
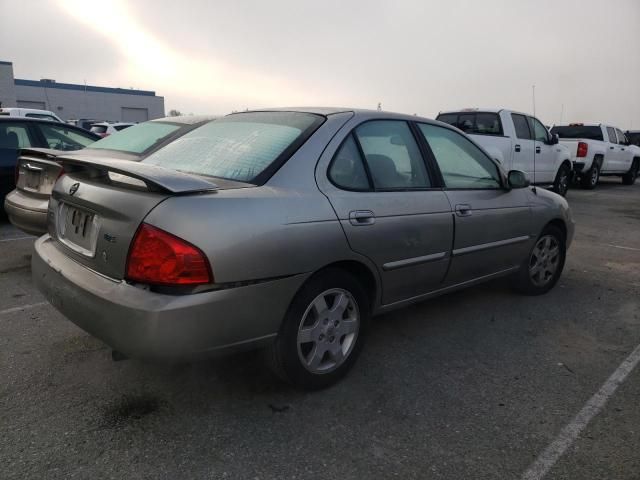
512;114;532;140
616;129;626;145
418;123;501;189
355;120;430;189
328;135;370;191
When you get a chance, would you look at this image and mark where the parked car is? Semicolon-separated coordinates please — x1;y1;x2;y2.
67;118;100;131
4;115;215;235
0;117;98;211
550;123;640;188
32;108;573;390
436;109;573;196
90;122;135;137
0;107;64;123
626;130;640;147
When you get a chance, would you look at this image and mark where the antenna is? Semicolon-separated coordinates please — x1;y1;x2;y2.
532;85;537;188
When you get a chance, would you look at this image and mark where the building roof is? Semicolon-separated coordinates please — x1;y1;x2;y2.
14;78;157;97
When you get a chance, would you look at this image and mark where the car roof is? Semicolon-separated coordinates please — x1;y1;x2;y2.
152;115;218;125
0;116;71;124
233;107;443;124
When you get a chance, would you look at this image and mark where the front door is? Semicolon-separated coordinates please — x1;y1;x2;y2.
529;116;556;184
416;122;533;285
318;119;454;305
510;113;537;181
604;126;619;171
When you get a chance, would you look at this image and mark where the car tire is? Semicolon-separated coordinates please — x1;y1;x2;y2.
622;159;639;185
267;268;370;390
580;160;600;189
552;163;571;197
513;224;566;296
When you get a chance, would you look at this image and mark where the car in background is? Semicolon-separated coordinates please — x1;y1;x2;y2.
4;116;215;234
436;109;572;196
67;118;100;131
550;123;640;188
32;108;573;390
0;107;64;123
90;122;135;137
626;130;640;147
0;117;98;213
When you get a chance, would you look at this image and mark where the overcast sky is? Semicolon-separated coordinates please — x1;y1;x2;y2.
1;0;639;127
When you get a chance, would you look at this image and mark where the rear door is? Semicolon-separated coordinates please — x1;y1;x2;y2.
319;119;454;305
510;113;536;180
416;122;532;285
528;116;555;183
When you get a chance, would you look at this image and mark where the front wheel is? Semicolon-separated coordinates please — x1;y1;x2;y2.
552;163;571;197
267;268;369;390
622;160;639;185
513;225;566;295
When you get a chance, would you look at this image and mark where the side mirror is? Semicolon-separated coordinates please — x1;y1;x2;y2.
507;170;530;189
549;133;559;145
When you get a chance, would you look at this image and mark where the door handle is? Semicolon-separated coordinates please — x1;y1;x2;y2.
535;146;541;153
610;146;615;150
515;144;521;152
349;210;375;226
455;204;472;217
621;148;625;151
23;163;44;172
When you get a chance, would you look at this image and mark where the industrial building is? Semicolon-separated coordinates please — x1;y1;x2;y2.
0;60;165;122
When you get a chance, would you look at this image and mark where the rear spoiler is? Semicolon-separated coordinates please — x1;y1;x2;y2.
57;156;219;194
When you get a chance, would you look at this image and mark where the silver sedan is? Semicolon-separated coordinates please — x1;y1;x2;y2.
33;108;573;390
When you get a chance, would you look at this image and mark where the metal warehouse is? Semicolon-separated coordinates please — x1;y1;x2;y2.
0;60;165;122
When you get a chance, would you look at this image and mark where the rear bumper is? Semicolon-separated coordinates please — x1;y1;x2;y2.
572;161;586;175
4;189;48;235
33;235;308;360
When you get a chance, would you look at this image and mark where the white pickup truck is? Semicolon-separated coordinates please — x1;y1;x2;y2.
549;124;639;188
436;109;573;196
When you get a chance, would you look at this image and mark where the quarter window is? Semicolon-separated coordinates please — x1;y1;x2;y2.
418;123;501;189
328;134;370;190
512;114;532;140
355;120;430;189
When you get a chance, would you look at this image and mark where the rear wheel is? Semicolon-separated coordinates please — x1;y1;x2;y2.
267;268;369;390
580;160;600;189
552;163;571;197
622;159;639;185
513;224;566;295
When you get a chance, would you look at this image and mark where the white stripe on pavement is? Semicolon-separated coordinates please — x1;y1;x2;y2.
0;236;35;243
521;342;640;480
0;302;48;316
604;243;640;252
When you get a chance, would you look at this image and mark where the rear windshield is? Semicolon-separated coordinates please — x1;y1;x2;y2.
436;112;503;136
114;124;132;131
90;122;180;154
90;125;108;134
143;112;324;183
550;125;603;141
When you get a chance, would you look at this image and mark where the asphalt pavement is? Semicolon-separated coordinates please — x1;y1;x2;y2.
1;178;639;479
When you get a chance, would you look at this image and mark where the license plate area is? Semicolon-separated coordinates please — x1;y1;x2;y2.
24;170;42;191
57;202;100;257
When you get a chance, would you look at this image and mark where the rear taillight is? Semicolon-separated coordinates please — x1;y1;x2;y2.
577;142;588;158
125;223;212;286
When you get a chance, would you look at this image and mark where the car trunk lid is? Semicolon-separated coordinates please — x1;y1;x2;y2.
48;156;221;280
16;148;64;199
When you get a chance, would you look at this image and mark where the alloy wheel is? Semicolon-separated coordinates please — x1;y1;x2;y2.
297;288;360;374
529;235;561;287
